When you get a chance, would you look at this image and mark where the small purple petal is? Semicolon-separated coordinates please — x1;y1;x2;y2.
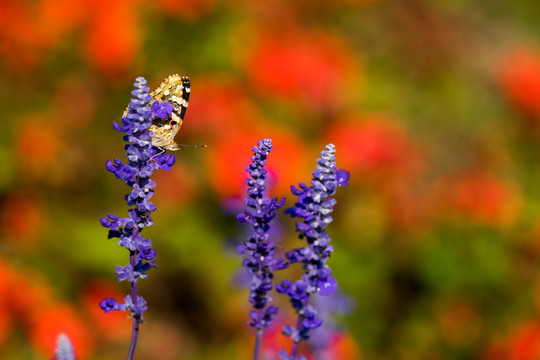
99;297;123;313
318;276;338;296
150;101;174;118
336;169;350;186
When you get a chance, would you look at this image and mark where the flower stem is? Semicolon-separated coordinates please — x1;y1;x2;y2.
127;251;140;360
127;317;140;360
253;325;263;360
291;316;302;358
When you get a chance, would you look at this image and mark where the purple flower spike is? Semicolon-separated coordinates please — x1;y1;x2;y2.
101;76;176;360
54;334;75;360
238;138;287;359
277;143;349;359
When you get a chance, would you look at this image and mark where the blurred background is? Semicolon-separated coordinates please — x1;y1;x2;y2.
2;0;540;359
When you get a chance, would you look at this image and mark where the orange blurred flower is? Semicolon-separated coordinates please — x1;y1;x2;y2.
245;29;358;111
53;78;97;132
499;48;540;122
383;182;433;234
0;193;45;246
150;160;198;209
14;115;64;178
28;303;94;360
82;281;131;341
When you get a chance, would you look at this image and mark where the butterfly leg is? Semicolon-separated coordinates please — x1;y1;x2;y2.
149;148;166;161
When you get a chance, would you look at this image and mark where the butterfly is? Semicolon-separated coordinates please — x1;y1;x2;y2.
148;74;191;151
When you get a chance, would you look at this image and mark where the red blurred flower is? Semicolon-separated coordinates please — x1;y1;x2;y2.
499;48;540;122
8;269;54;318
482;336;508;360
82;281;131;341
0;0;87;69
251;319;298;360
311;331;361;360
433;171;521;227
0;193;45;246
0;259;99;356
0;0;141;74
502;321;540;360
0;261;18;347
246;30;358;111
28;303;94;360
206;131;259;198
206;128;310;198
185;76;262;140
0;307;12;349
0;1;49;68
433;298;482;348
84;0;141;76
0;261;55;347
243;320;361;360
37;0;87;46
150;160;197;209
325;115;422;181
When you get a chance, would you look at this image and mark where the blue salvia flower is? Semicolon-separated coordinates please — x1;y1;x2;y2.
276;143;349;359
54;333;75;360
237;138;288;359
99;76;175;359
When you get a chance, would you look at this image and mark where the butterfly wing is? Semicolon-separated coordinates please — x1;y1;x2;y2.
149;75;191;150
148;124;179;150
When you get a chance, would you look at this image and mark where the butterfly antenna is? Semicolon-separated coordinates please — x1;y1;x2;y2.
177;143;208;148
